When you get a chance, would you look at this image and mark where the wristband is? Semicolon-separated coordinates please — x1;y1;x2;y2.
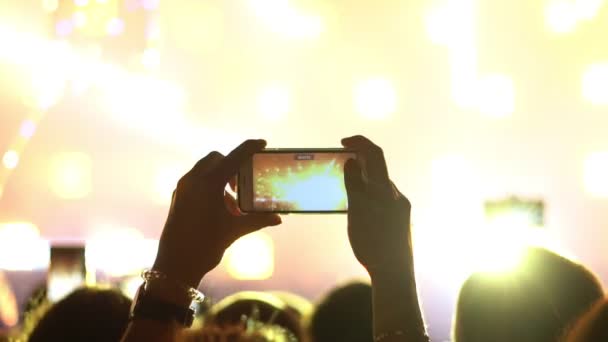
130;284;195;327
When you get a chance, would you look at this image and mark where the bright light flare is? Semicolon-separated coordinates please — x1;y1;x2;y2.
225;232;274;280
152;165;185;205
582;63;608;105
43;0;60;12
2;150;19;170
141;47;161;70
248;0;324;39
49;152;93;199
0;223;50;271
545;1;580;33
584;152;608;198
354;78;397;119
257;84;291;121
476;74;515;117
86;225;158;277
574;0;605;20
425;0;477;47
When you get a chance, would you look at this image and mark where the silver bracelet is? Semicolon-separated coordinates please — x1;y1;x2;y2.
374;330;430;342
141;269;205;303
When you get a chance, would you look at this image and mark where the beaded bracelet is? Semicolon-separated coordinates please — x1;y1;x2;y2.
374;330;430;342
141;269;205;303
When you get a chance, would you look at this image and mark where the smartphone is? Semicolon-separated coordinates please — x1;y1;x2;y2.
47;245;86;302
238;149;356;213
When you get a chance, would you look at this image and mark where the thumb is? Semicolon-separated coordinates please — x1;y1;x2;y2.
233;213;282;236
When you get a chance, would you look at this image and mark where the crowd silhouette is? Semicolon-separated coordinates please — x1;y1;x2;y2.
3;136;605;342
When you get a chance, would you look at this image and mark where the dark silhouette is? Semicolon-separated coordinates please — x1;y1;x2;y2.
564;298;608;342
309;281;373;342
453;247;603;342
27;287;131;342
206;291;303;340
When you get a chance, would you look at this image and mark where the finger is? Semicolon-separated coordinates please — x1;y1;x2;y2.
344;158;366;210
344;158;365;195
341;135;389;184
232;213;282;237
229;176;237;192
190;151;224;174
216;139;266;184
224;191;242;216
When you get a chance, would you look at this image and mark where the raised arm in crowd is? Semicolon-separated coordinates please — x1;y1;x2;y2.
120;136;429;342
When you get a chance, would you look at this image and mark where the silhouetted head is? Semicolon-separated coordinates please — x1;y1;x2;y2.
309;281;373;342
207;291;303;341
27;286;131;342
563;298;608;342
453;247;603;342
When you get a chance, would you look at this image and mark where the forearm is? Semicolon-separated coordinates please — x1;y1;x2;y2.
369;261;428;342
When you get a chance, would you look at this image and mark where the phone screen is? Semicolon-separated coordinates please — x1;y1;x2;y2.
47;246;86;302
244;150;356;212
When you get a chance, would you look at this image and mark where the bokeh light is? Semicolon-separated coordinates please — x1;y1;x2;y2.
73;11;88;29
545;0;579;33
2;150;19;170
582;63;608;105
257;84;291;121
354;78;397;120
49;152;93;200
105;17;125;36
574;0;605;20
248;0;324;39
141;47;161;70
0;222;50;271
476;74;515;118
225;232;274;280
152;164;184;205
85;225;158;277
43;0;60;13
19;119;37;139
584;152;608;198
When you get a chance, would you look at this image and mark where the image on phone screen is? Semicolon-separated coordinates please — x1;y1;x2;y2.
240;150;356;213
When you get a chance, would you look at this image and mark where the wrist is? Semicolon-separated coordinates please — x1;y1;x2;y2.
152;256;209;289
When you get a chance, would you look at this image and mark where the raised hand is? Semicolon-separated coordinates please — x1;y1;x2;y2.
153;139;282;288
342;135;413;274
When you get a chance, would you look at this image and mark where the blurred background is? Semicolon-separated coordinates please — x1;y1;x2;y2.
0;0;607;340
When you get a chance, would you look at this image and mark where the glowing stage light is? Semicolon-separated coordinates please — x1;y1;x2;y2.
574;0;605;20
248;0;324;39
152;165;184;205
582;63;608;105
354;78;397;119
476;74;515;118
257;84;291;121
0;223;50;271
141;47;161;70
2;150;19;170
106;17;125;36
19;119;37;139
425;0;477;47
225;232;274;280
584;152;608;198
86;226;158;277
75;0;90;6
73;11;88;28
545;1;579;33
43;0;60;12
50;152;92;200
